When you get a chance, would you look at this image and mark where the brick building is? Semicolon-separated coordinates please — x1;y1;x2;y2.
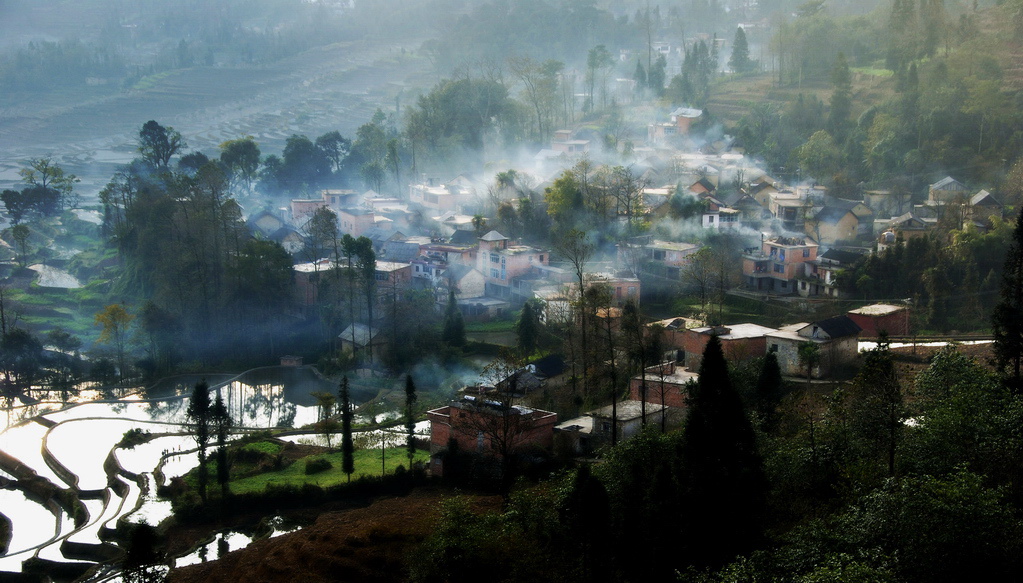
427;397;557;477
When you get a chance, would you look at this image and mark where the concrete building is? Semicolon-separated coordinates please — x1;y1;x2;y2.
427;397;557;477
766;315;862;378
847;304;910;337
682;323;777;370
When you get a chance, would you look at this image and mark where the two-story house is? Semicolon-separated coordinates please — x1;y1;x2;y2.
476;231;550;300
742;236;819;295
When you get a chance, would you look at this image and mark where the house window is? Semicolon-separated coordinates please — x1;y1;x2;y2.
803;248;810;257
628;286;636;296
601;421;611;434
491;268;500;278
779;250;786;261
774;264;784;273
539;255;544;262
375;273;388;281
490;253;500;263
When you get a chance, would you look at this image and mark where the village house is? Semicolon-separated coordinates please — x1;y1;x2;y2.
805;202;872;245
427;397;557;477
338;323;386;361
373;261;413;292
742;236;819;295
873;212;937;244
647;106;703;142
476;230;550;301
847;304;911;337
551;129;591;154
802;248;865;298
409;181;476;213
862;189;912;219
682;323;777;370
700;194;741;230
647;316;704;361
555;401;670;456
629;361;698;409
625;239;701;281
766;315;862;378
970;190;1003;223
928;176;968;204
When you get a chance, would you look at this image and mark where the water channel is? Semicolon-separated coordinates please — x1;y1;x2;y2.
0;366;403;580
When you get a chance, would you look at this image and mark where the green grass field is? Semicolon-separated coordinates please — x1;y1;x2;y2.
192;446;430;495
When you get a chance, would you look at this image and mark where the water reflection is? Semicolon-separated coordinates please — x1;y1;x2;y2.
0;366;388;572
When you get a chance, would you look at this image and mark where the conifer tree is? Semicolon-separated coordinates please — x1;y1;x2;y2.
186;381;212;503
405;374;418;470
516;300;540;355
753;350;783;428
212;389;232;499
993;212;1023;392
441;289;466;347
679;335;766;568
728;26;752;73
339;375;354;482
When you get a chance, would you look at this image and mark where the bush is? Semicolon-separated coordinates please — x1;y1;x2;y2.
117;428;152;449
305;457;333;475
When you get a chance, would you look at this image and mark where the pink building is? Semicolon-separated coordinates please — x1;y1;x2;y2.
476;231;549;300
742;236;819;295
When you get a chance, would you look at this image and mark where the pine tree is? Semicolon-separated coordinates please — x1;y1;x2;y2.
516;300;541;355
993;212;1023;392
633;60;647;89
728;26;751;73
679;336;766;568
753;350;783;428
405;374;418;470
212;389;232;499
828;52;852;140
339;375;354;482
186;381;212;503
441;289;466;347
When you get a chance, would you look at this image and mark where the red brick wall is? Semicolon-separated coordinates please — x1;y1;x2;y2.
847;310;910;337
629;376;688;409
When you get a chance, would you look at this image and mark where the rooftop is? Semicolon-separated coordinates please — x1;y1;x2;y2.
589;400;667;422
848;304;907;316
691;322;777;339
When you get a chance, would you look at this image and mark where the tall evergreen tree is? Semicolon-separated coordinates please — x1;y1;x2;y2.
441;288;466;347
405;374;418;470
186;381;212;503
753;350;783;428
339;375;354;482
516;300;540;355
212;389;232;500
847;336;904;478
993;212;1023;391
728;26;752;73
679;336;766;568
828;52;852;141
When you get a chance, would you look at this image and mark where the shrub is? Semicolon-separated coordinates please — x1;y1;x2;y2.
117;428;152;449
305;457;333;475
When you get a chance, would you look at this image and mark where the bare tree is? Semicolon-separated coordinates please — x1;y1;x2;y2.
553;229;595;395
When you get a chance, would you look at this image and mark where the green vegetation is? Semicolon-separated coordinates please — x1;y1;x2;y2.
117;428;152;450
180;445;428;496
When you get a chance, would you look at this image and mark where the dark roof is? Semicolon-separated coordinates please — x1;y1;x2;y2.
379;240;421;263
449;230;477;245
930;176;966;191
529;354;567;378
480;230;508;242
691;177;716;192
814;315;862;338
820;248;864;265
814;206;854;224
443;263;473;282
